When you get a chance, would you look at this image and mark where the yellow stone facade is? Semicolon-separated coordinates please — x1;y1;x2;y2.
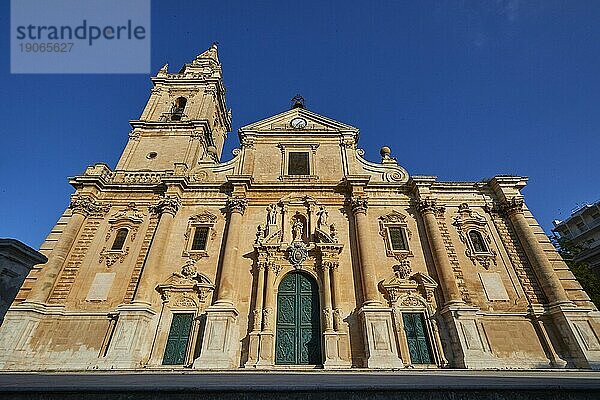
2;44;600;370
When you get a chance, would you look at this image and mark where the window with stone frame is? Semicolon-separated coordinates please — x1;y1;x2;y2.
190;227;209;251
183;211;218;259
287;151;310;175
111;228;129;251
468;229;488;253
379;210;412;259
277;143;319;181
452;203;497;269
388;226;408;251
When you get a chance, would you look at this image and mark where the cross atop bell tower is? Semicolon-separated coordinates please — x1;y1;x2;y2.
116;43;231;171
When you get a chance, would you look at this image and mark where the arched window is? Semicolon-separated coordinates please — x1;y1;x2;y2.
171;97;187;121
111;228;129;251
468;230;488;253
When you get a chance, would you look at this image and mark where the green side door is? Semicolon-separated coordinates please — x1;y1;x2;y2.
402;312;433;364
162;313;194;365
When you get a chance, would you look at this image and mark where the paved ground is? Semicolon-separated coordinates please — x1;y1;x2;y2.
1;370;600;392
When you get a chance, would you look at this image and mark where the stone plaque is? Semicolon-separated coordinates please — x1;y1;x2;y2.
479;272;509;301
86;272;116;301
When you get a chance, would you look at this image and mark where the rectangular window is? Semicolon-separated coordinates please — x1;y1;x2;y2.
388;227;407;251
288;152;310;175
191;227;209;251
163;313;194;365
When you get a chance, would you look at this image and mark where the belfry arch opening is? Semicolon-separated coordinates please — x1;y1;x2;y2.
171;96;187;121
275;271;322;365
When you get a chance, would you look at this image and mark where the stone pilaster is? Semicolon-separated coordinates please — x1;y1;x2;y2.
27;196;109;304
133;196;180;306
193;195;247;369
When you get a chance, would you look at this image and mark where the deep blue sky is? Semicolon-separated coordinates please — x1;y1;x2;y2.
1;1;599;248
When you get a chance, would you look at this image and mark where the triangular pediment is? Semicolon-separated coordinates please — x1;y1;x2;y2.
239;108;358;134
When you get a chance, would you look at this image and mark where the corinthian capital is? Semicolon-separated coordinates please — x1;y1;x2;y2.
70;196;110;217
350;196;368;215
417;198;443;215
150;196;180;216
226;196;248;215
498;197;524;216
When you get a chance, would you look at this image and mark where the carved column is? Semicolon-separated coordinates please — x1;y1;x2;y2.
330;263;342;330
133;196;180;306
255;261;277;367
215;196;248;306
27;196;108;304
350;196;381;306
321;262;334;332
246;260;266;367
500;199;570;306
193;196;247;369
418;199;463;306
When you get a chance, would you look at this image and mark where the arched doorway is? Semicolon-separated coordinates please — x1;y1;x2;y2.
275;271;322;365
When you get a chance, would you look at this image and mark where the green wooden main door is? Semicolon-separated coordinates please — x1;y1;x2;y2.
402;312;433;364
275;272;322;365
162;313;194;365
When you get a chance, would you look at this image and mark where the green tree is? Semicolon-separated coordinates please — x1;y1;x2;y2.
551;235;600;308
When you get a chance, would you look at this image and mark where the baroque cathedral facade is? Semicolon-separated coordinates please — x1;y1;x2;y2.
1;44;600;371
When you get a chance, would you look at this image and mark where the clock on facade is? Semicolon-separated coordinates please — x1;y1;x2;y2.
290;117;307;129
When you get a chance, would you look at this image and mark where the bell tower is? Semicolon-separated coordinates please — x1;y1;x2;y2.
116;43;231;171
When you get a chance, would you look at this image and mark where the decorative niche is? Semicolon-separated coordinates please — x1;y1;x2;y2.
183;210;218;260
452;203;497;269
379;210;413;260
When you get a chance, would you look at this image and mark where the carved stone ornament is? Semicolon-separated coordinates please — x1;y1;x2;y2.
417;198;444;216
108;203;145;225
380;263;438;308
287;241;309;268
150;196;180;216
393;261;412;280
98;246;129;267
498;197;525;216
453;203;497;269
350;196;368;215
156;263;215;307
190;210;218;224
105;203;145;242
70;196;110;217
226;196;248;215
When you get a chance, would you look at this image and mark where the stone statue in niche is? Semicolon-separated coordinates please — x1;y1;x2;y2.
316;206;329;229
292;218;304;242
266;204;278;225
